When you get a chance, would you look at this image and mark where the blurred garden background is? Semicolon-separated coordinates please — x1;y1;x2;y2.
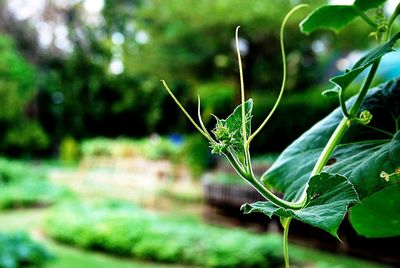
0;0;399;267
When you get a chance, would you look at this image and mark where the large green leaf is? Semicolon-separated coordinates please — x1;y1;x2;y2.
325;32;400;96
300;0;387;34
262;79;400;200
261;79;400;237
300;5;359;34
354;0;388;11
349;184;400;237
242;172;359;238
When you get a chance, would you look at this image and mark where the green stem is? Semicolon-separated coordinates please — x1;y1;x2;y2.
281;217;292;268
295;60;381;204
316;68;378;173
310;118;350;176
349;60;380;116
318;60;381;172
224;151;304;209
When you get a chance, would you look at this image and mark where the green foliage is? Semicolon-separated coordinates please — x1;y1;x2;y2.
0;158;69;209
243;172;359;238
354;0;388;11
80;136;211;179
59;137;80;164
301;5;365;34
4;121;50;152
45;202;282;267
349;184;400;237
0;158;42;184
300;0;387;34
197;82;235;119
0;34;48;154
0;180;68;210
164;3;400;266
263;80;400;198
262;79;400;236
180;134;211;179
0;232;52;268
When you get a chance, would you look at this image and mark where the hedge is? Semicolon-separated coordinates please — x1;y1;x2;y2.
44;202;282;267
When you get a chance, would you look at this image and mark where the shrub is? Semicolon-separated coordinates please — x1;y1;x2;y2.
0;180;68;210
0;34;49;156
44;202;282;267
180;134;212;179
0;158;42;184
0;158;69;209
0;232;52;268
59;136;80;164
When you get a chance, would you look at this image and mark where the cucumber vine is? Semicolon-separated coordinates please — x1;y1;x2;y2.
162;1;400;267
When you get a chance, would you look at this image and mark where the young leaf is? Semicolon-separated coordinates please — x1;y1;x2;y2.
211;99;253;162
242;172;359;238
349;184;400;238
329;32;400;95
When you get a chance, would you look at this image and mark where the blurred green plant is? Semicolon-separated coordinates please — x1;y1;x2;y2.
180;134;211;179
203;172;247;186
59;137;80;164
0;34;48;155
163;1;400;267
44;202;283;267
80;136;211;179
0;180;69;210
0;0;379;157
0;158;70;209
0;232;53;268
80;136;180;160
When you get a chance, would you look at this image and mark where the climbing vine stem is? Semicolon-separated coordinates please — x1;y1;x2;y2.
292;59;382;205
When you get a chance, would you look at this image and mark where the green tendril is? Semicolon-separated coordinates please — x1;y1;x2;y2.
380;168;400;181
161;80;213;142
197;94;213;138
235;26;248;147
247;4;308;146
356;110;373;125
339;89;351;119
